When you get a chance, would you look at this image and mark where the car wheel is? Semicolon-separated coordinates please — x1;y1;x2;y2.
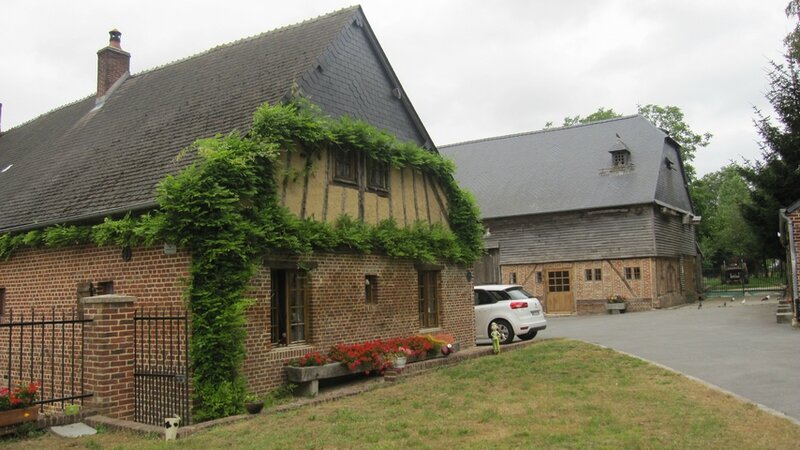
519;330;537;341
490;320;514;345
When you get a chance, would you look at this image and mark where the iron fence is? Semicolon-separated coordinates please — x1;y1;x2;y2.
134;306;190;426
702;268;786;298
0;308;93;409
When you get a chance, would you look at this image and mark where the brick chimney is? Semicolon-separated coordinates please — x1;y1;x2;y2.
96;29;130;98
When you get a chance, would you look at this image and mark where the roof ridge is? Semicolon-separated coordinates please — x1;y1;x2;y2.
0;6;361;135
131;6;360;80
1;94;94;134
440;114;641;149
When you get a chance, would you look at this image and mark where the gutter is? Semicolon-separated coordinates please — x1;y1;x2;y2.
779;208;799;306
0;201;158;234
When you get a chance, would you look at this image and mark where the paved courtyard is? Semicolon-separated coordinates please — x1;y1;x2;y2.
540;296;800;422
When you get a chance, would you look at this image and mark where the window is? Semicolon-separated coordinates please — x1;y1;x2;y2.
0;288;5;320
367;159;389;192
418;271;439;328
271;270;310;346
96;280;114;295
548;271;571;292
365;275;378;304
474;289;495;306
333;149;357;184
586;268;602;281
625;267;641;280
509;272;517;284
535;272;543;283
611;150;630;167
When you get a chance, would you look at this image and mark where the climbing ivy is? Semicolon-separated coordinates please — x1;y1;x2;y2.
0;99;483;419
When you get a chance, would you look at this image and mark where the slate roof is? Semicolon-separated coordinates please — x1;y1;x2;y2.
0;6;428;232
439;115;692;219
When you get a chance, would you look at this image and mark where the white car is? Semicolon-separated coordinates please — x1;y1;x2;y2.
474;284;547;344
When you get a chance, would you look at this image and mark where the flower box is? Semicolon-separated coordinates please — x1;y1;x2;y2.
606;302;627;314
285;362;351;383
0;406;39;427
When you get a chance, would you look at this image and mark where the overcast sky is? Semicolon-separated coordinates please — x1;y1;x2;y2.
0;0;791;176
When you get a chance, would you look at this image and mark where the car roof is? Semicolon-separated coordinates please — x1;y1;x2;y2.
474;284;522;291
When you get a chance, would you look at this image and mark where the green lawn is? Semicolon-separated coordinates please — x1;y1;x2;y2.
5;339;800;449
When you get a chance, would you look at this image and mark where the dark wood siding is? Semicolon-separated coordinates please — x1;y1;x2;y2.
653;211;697;257
487;206;657;266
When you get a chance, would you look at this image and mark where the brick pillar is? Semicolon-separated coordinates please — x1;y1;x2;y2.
82;294;136;419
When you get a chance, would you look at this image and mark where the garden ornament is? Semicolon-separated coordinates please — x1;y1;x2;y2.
491;322;501;354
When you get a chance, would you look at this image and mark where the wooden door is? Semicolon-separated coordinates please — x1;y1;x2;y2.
546;269;574;313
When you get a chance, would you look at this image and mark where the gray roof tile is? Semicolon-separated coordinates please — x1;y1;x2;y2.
0;7;360;231
440;116;692;219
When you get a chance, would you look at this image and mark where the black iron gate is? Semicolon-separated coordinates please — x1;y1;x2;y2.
134;307;190;426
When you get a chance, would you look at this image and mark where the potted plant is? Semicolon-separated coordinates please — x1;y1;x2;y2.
606;295;627;314
0;382;39;427
244;393;264;415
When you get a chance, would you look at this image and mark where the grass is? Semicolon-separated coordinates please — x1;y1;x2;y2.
3;339;800;449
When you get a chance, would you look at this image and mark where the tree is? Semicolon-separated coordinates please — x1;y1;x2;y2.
545;104;711;181
740;1;800;261
692;165;759;268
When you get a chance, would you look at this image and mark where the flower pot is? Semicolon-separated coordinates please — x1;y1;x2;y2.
245;401;264;414
0;406;39;427
393;356;407;369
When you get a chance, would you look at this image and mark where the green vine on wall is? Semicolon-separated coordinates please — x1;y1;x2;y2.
0;99;484;420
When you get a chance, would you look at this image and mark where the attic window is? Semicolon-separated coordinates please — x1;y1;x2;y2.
611;150;630;167
664;157;675;170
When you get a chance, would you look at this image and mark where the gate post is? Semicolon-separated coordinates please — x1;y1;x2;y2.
82;295;136;419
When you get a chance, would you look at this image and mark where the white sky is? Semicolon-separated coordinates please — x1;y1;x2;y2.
0;0;791;176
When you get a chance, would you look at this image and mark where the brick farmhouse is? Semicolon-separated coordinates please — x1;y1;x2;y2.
441;117;701;314
0;7;475;423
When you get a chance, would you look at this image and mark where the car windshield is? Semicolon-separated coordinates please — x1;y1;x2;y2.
504;287;533;299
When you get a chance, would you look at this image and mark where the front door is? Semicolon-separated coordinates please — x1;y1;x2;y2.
546;269;574;314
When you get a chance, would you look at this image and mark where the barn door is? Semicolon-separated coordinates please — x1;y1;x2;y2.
546;269;574;314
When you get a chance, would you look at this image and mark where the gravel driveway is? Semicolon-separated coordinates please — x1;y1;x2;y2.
540;296;800;422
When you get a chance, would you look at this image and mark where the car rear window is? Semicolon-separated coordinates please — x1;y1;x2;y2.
505;287;533;299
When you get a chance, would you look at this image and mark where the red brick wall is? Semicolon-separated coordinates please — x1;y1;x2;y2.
790;210;800;301
243;253;475;395
0;245;475;405
0;245;191;314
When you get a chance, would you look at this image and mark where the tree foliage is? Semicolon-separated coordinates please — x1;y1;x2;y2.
692;165;759;267
740;1;800;261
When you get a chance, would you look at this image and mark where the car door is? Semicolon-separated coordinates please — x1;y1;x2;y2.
473;289;496;339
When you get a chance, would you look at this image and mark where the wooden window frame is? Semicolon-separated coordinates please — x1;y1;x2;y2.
547;270;571;293
535;271;543;283
594;268;602;281
509;272;517;284
366;158;389;193
584;269;593;281
271;269;311;346
333;148;358;185
418;271;440;328
625;266;641;280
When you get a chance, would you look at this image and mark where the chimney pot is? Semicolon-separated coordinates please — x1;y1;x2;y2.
109;29;122;49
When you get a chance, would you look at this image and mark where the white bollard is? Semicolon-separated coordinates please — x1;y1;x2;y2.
165;416;181;441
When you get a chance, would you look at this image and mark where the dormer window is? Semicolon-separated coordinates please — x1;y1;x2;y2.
608;139;631;168
611;149;630;167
